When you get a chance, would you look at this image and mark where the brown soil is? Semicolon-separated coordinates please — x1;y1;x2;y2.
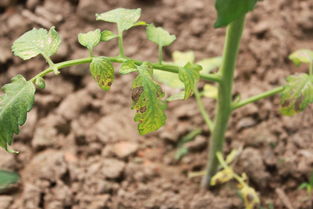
0;0;313;208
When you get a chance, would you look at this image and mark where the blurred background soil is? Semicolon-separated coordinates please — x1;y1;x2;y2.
0;0;313;208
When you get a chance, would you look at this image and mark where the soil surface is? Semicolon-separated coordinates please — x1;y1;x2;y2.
1;0;313;208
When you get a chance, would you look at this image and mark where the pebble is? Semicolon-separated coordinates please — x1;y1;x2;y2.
101;158;125;179
112;142;139;159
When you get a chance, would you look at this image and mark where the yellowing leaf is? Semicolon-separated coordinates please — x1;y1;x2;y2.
90;57;114;91
289;49;313;66
12;27;61;60
78;29;101;50
131;63;167;135
210;168;234;186
178;63;202;99
239;185;260;209
146;24;176;47
202;84;218;99
197;57;223;74
96;8;141;31
280;74;313;116
172;51;195;66
0;75;35;152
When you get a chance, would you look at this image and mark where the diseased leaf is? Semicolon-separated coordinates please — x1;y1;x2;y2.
78;29;101;50
0;170;19;189
178;63;202;99
172;51;195;66
100;30;118;42
90;57;114;91
131;63;167;135
96;8;141;31
12;27;61;60
146;24;176;47
0;75;35;152
289;49;313;66
280;74;313;116
119;60;137;74
214;0;258;28
198;57;223;74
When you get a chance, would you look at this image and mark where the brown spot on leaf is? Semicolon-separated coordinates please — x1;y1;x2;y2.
107;81;112;86
140;106;147;113
132;86;144;102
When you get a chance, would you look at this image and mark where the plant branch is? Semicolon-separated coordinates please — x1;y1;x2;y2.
118;28;125;57
30;56;222;83
231;86;284;110
194;87;214;132
201;16;246;189
158;45;163;64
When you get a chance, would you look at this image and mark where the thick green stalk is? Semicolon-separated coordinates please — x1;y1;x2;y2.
201;16;246;188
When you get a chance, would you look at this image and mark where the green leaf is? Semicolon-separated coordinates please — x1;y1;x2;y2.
131;63;167;135
0;75;35;152
289;49;313;66
0;170;19;189
119;60;137;74
12;27;61;60
78;29;101;50
90;57;114;91
214;0;258;28
146;24;176;47
96;8;141;31
100;30;118;42
197;57;223;74
280;74;313;116
178;63;202;99
175;147;189;160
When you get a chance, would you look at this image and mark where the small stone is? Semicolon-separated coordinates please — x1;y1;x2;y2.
112;142;139;159
0;196;13;209
101;159;125;179
185;136;207;151
236;117;256;130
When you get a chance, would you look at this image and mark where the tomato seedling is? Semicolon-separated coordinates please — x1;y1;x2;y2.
1;1;313;195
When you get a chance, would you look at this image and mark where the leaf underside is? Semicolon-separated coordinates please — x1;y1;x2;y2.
146;24;176;47
178;63;202;99
131;63;167;135
78;29;101;50
96;8;141;31
12;27;61;60
280;74;313;116
90;57;114;91
0;75;35;151
214;0;258;28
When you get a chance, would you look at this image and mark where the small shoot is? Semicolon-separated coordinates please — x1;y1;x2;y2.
0;170;20;190
0;75;36;152
174;129;202;160
298;170;313;197
96;8;142;57
210;151;260;209
289;49;313;74
131;63;167;135
12;27;61;74
78;29;101;56
146;24;176;64
89;57;114;91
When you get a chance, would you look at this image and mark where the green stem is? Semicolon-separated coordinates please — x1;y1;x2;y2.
201;16;246;188
118;29;125;57
158;45;163;64
194;87;214;132
29;56;221;83
310;62;313;75
232;86;284;110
